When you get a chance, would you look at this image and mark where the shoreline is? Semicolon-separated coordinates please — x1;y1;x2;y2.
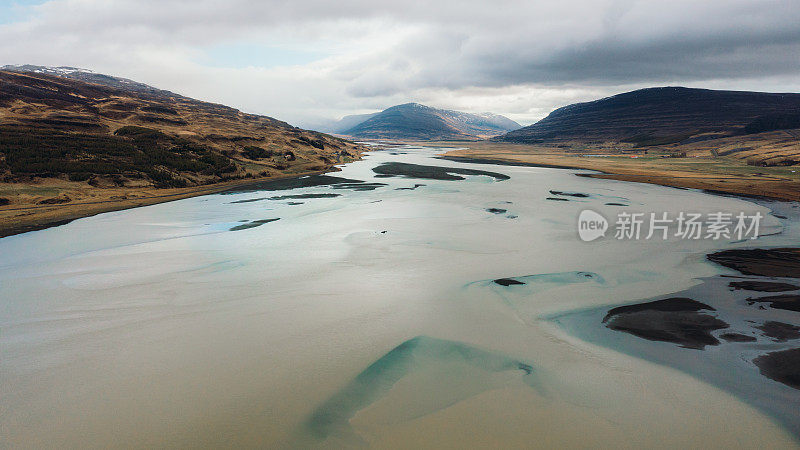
4;140;798;239
436;145;800;203
441;154;793;202
0;166;343;239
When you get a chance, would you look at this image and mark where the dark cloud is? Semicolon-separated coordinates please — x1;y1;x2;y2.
1;0;798;124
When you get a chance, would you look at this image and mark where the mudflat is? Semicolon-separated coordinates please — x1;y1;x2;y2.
436;141;800;202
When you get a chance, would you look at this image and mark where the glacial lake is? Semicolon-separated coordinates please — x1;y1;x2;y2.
2;146;799;448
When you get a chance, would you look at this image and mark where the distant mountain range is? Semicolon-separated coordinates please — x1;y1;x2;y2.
498;87;800;147
323;103;521;140
323;112;380;134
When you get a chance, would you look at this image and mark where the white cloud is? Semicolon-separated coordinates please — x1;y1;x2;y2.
1;0;799;127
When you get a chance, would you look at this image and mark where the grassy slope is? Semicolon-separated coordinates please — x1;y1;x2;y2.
435;141;800;202
0;70;365;236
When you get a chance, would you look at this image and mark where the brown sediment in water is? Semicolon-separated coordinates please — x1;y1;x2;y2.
602;298;729;350
597;245;800;403
229;218;280;231
747;294;800;312
707;248;800;278
754;348;800;390
269;193;341;200
395;184;425;190
756;321;800;342
372;162;509;181
493;278;525;286
549;190;590;198
719;332;758;342
730;281;800;292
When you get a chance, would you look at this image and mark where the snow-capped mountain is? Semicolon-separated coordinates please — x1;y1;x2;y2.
1;64;177;97
329;103;521;140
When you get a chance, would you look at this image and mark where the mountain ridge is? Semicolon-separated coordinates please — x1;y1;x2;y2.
1;64;184;98
499;86;800;149
337;102;520;140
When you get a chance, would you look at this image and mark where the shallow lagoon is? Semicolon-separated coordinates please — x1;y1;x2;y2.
1;146;799;448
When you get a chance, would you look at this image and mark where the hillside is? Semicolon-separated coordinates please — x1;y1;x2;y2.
1;65;183;96
342;103;520;140
0;67;364;236
498;87;800;165
0;68;362;189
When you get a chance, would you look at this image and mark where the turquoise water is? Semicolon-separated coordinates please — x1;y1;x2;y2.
1;146;797;448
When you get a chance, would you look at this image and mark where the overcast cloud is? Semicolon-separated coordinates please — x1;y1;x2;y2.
1;0;799;126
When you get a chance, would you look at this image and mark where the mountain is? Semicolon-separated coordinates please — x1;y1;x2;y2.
499;87;800;147
341;103;521;140
1;65;181;97
0;67;362;189
321;112;380;134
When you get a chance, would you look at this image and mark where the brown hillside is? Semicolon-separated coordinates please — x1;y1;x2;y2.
0;70;363;189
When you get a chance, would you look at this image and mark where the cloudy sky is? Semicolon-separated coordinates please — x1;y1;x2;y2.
2;0;799;127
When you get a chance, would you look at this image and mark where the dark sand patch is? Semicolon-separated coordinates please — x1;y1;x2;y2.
546;197;570;202
287;202;303;205
372;162;509;181
603;298;729;350
231;193;342;203
558;274;800;435
720;332;757;342
605;297;715;315
435;155;578;170
395;184;425;191
224;175;383;194
229;218;279;231
549;190;590;198
269;193;341;200
493;278;526;286
757;321;800;342
754;348;800;390
746;294;800;312
730;280;799;292
229;197;268;204
605;202;628;206
708;248;800;277
486;208;507;214
331;182;387;191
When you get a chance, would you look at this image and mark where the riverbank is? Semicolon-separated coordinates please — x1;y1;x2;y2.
435;141;800;202
0;166;348;238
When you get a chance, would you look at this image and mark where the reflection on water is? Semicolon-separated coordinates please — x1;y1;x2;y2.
1;145;798;448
